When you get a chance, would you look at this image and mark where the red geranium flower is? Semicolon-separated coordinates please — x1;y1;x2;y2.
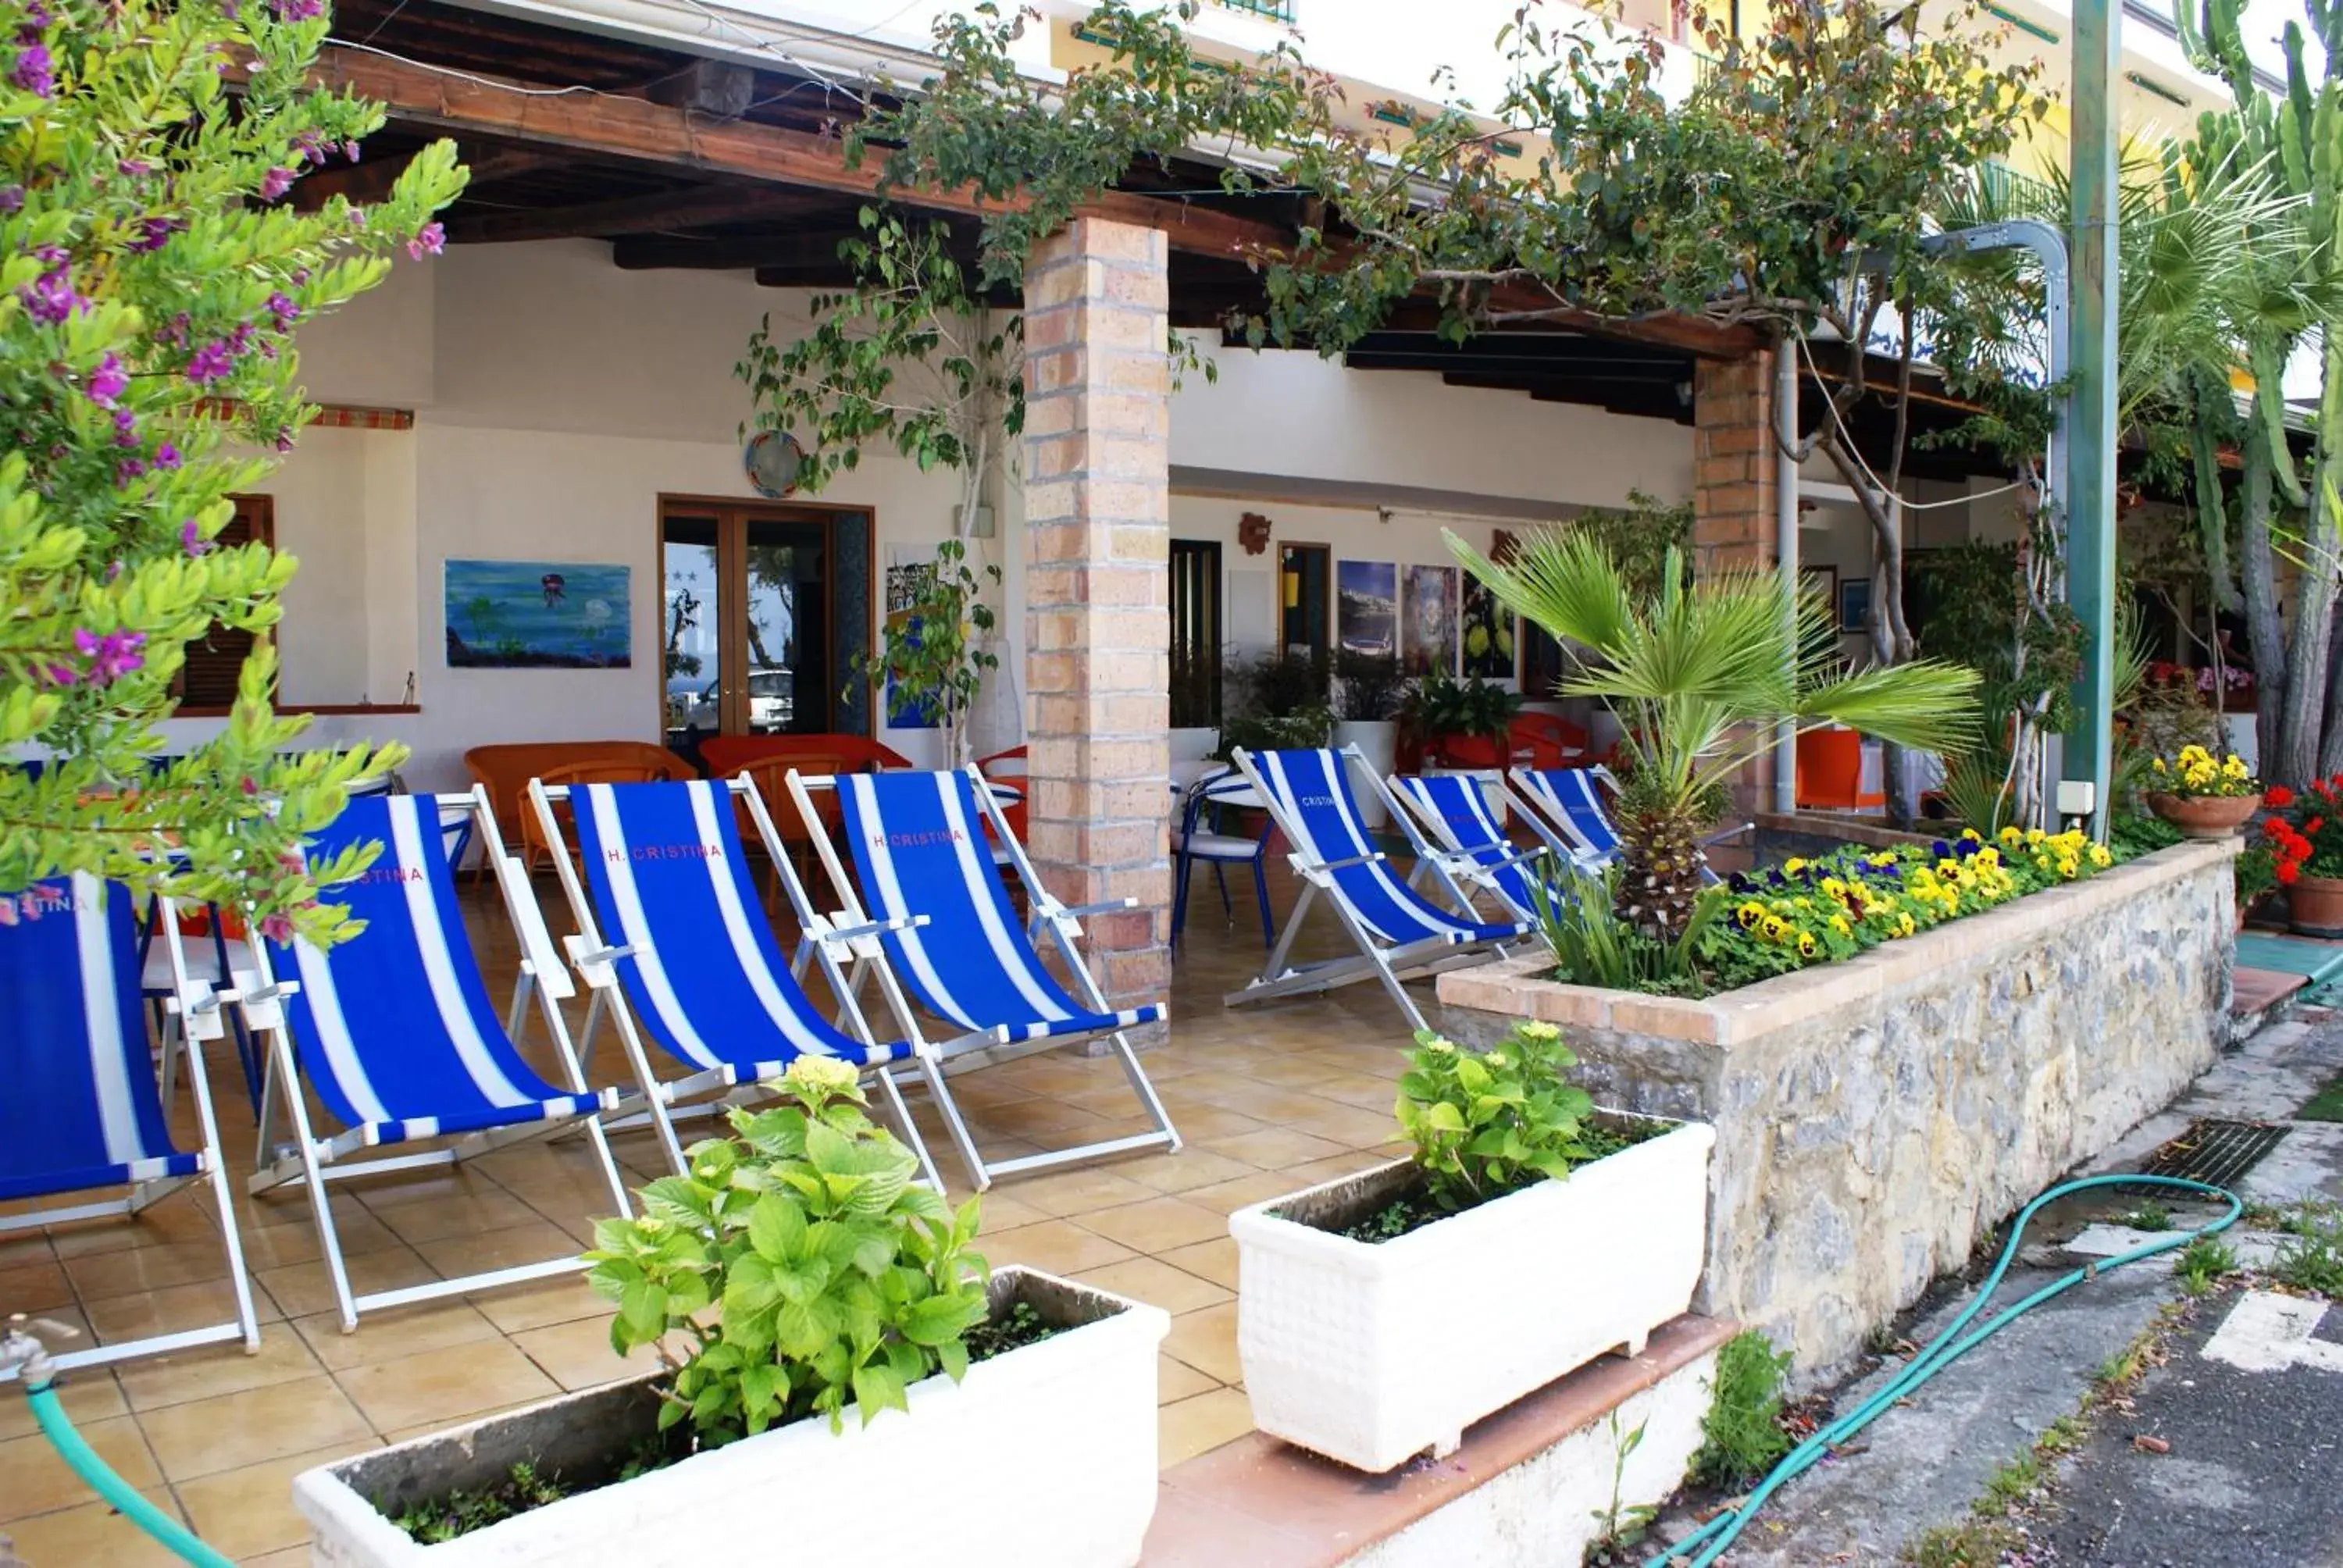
2280;860;2303;885
2308;817;2326;836
2270;785;2297;808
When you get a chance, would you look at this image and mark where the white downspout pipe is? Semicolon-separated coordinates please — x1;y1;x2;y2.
1774;340;1800;815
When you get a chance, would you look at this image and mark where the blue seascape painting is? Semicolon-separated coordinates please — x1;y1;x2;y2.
444;558;632;669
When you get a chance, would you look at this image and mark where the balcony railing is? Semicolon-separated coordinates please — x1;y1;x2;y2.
1211;0;1296;20
1979;160;2058;214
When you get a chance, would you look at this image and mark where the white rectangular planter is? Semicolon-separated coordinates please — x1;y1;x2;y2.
1231;1119;1714;1473
296;1268;1168;1568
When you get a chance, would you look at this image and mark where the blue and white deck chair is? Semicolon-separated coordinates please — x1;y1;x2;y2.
1510;766;1742;883
786;765;1182;1189
1228;747;1528;1032
526;775;958;1188
233;791;629;1333
0;875;260;1377
1389;772;1587;924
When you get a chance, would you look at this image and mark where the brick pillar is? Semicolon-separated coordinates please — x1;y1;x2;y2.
1692;351;1782;828
1691;351;1778;575
1022;217;1172;1025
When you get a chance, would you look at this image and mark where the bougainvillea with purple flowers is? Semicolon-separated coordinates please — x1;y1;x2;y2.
2;0;465;940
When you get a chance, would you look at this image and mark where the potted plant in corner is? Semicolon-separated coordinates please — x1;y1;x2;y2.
1334;650;1410;829
1229;1021;1714;1473
2259;783;2343;937
2144;745;2262;839
1403;672;1524;822
294;1060;1170;1566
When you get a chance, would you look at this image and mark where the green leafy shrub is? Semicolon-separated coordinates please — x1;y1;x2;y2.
587;1058;990;1443
1692;1330;1794;1488
2271;1206;2343;1297
0;0;463;935
1396;1021;1598;1212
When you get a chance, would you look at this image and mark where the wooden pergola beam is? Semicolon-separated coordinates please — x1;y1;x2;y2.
448;185;818;244
301;42;1762;358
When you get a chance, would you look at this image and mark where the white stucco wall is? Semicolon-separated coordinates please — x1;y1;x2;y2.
183;235;1726;786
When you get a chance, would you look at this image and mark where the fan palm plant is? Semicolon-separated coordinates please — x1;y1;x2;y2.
1448;529;1981;938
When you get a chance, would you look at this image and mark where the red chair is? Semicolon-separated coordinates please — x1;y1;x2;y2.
976;746;1029;846
1507;712;1589;771
1794;729;1885;812
697;733;911;777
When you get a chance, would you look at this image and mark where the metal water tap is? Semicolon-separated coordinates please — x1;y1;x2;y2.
0;1313;80;1389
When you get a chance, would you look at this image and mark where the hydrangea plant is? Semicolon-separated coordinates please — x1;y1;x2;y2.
1397;1021;1599;1212
0;0;462;939
587;1058;991;1443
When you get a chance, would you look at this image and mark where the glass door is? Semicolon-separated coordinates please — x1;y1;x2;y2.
659;502;871;768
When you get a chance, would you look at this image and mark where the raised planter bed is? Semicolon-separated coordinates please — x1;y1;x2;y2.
297;1268;1168;1568
1432;840;2236;1374
1230;1121;1714;1473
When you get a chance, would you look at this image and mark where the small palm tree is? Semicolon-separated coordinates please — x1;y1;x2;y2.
1448;529;1981;938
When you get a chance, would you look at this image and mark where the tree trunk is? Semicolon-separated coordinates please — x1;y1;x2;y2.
2241;437;2287;768
2304;332;2343;779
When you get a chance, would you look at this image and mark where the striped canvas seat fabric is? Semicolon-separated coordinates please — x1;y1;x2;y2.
834;769;1164;1041
1249;750;1525;946
271;795;608;1146
1514;767;1623;861
1391;773;1551;921
0;875;202;1203
566;779;915;1077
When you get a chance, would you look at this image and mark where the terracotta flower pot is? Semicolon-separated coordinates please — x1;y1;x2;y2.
2146;791;2261;839
2291;874;2343;939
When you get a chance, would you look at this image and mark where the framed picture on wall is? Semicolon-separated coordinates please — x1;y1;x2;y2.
1401;563;1460;678
444;558;631;669
1460;577;1516;680
1799;565;1838;620
1336;561;1399;659
1839;577;1873;635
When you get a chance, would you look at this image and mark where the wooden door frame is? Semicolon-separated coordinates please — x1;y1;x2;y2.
1278;540;1333;661
654;495;876;739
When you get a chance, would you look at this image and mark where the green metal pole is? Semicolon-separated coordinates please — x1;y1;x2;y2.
2065;0;2120;837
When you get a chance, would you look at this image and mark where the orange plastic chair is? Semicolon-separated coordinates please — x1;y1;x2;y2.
1507;712;1589;771
519;759;683;875
1794;729;1885;812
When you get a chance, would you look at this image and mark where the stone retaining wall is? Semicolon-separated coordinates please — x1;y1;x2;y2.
1433;842;2236;1375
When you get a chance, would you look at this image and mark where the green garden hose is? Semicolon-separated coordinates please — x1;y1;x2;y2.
22;1375;235;1567
1646;1171;2243;1568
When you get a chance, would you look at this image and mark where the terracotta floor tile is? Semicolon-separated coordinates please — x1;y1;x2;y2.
378;1397;552;1448
1150;1105;1272;1143
1157;1387;1258;1468
255;1243;439;1322
469;1274;609;1335
61;1238;234;1302
410;1221;582;1281
0;1366;126;1443
1157;1353;1220;1405
968;1192;1050;1235
241;1548;318;1568
1073;1256;1235;1317
1109;1149;1261;1196
42;1200;220;1261
1280;1102;1410;1149
1157;1237;1241;1292
1296;1069;1403;1111
509;1313;669;1392
1161;1302;1243;1386
140;1374;373;1481
0;1259;74;1316
999;1168;1161;1219
978;1219;1138;1276
1196;1128;1350;1170
176;1440;379;1560
84;1276;280;1347
366;1187;545;1246
1074;1197;1229;1254
0;1233;55;1270
335;1335;562;1434
226;1210;405;1274
1;1490;185;1567
1275;1149;1400;1188
1182;1171;1312;1217
291;1299;502;1374
0;1417;162;1523
115;1327;323;1413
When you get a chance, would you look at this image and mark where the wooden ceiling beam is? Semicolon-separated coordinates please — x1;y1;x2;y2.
294;43;1763;359
447;185;814;244
291;141;556;211
613;227;865;271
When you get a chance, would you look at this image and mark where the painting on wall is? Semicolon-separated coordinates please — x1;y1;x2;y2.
1460;577;1516;681
1799;565;1838;622
444;559;631;669
881;544;940;729
1402;563;1459;678
1336;561;1398;661
1839;577;1874;634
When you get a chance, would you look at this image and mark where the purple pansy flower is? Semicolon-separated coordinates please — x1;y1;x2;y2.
185;340;234;385
10;42;53;98
86;352;128;408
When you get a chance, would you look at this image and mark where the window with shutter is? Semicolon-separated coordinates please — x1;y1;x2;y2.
176;494;274;713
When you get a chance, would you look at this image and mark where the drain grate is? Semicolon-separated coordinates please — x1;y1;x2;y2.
2124;1117;2291;1195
